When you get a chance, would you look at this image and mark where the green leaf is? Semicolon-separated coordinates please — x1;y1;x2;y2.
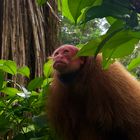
77;23;124;57
36;0;47;6
0;70;4;90
42;78;53;87
0;60;17;75
1;87;20;97
127;57;140;71
58;0;74;23
0;60;6;65
102;38;139;68
77;38;102;56
102;30;137;51
85;0;130;22
128;31;140;39
106;17;117;25
102;58;115;70
31;91;39;96
43;60;53;78
17;66;30;78
102;30;140;63
68;0;96;23
103;39;139;58
27;77;44;91
106;19;124;34
90;20;124;56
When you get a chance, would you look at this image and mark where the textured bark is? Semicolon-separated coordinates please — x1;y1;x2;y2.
0;0;59;84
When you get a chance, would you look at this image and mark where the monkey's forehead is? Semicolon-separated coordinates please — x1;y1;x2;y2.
53;45;79;53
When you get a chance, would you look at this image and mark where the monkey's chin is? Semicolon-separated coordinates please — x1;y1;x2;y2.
53;62;67;73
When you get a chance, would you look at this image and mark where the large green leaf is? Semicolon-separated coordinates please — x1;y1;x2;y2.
101;30;140;67
102;38;139;68
106;19;124;34
58;0;74;23
68;0;96;23
77;28;139;60
77;24;123;57
93;20;124;56
103;38;138;58
101;30;139;51
85;0;130;22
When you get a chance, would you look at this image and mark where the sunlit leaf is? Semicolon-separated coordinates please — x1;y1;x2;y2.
105;39;138;58
42;78;53;87
0;60;6;65
43;60;53;78
17;66;30;78
102;38;139;68
127;57;140;71
0;60;17;75
106;17;117;25
58;0;74;23
102;30;138;51
68;0;96;23
1;87;20;97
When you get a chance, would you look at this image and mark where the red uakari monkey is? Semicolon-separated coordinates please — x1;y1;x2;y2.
47;44;140;140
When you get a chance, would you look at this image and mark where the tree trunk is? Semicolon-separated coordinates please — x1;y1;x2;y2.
0;0;59;84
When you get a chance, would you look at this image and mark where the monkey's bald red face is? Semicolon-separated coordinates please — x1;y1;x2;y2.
52;45;84;74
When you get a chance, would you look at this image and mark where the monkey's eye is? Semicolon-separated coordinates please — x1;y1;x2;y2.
63;50;69;55
54;52;59;56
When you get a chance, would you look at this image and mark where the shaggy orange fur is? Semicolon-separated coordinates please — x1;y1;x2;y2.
47;45;140;140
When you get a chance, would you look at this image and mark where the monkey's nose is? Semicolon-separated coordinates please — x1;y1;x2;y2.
56;54;64;60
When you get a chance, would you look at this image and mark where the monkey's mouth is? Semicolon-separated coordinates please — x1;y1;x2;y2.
55;61;66;65
53;61;67;69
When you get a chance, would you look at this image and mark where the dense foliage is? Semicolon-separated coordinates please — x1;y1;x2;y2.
0;60;54;140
